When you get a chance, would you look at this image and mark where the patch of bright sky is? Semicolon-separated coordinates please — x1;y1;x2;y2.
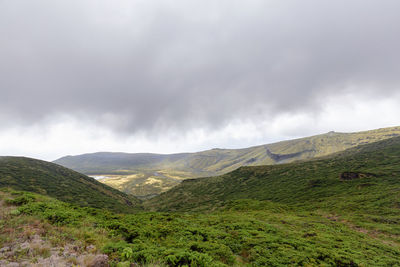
1;92;399;161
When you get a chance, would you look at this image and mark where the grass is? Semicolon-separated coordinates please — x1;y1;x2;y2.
145;136;400;232
54;126;400;196
1;190;399;266
0;156;141;213
0;190;123;266
98;171;188;198
1;130;400;265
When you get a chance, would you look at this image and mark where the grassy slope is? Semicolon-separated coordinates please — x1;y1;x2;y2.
2;137;400;265
0;190;116;266
1;190;399;266
54;126;400;196
95;170;192;198
0;157;141;213
53;152;189;174
144;137;400;240
55;126;400;175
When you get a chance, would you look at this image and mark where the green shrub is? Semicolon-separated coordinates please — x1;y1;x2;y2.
5;194;34;206
44;211;69;224
120;247;133;261
102;241;130;254
188;242;235;265
116;262;131;267
18;202;48;214
10;209;21;216
164;250;214;267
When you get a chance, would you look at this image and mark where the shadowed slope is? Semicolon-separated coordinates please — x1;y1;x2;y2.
0;157;141;213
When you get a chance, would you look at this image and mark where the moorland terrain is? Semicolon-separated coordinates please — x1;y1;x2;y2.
55;126;400;198
1;128;400;266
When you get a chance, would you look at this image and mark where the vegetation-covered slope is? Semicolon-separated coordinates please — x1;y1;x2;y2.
2;135;400;265
2;189;399;266
0;157;141;213
54;126;400;197
0;190;113;266
145;136;400;233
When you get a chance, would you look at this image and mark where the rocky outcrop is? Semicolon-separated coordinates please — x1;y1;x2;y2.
265;147;314;163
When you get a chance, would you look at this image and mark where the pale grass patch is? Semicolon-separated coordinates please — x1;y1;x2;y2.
30;243;51;258
144;178;162;185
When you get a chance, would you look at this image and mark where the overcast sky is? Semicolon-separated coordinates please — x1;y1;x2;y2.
1;0;400;161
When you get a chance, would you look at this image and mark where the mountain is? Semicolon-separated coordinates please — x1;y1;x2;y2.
2;137;400;266
144;135;400;213
54;126;400;197
140;136;400;265
0;156;141;212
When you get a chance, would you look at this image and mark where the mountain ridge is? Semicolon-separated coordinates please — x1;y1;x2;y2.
1;132;400;265
54;126;400;197
144;135;400;213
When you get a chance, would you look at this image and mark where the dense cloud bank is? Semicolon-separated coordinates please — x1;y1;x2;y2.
1;0;400;134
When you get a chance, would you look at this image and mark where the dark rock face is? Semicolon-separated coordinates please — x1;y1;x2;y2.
265;147;314;163
340;172;361;180
245;158;257;164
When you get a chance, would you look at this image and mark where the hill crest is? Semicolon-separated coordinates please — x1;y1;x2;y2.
54;126;400;197
0;156;141;212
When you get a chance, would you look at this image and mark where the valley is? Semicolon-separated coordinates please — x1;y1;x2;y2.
55;126;400;198
1;130;400;265
2;1;399;265
92;171;188;199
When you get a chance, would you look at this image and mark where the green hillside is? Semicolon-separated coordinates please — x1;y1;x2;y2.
2;136;400;265
54;126;400;197
1;179;399;266
0;157;141;213
144;136;400;238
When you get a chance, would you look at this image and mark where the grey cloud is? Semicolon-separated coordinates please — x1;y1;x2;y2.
1;0;400;133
